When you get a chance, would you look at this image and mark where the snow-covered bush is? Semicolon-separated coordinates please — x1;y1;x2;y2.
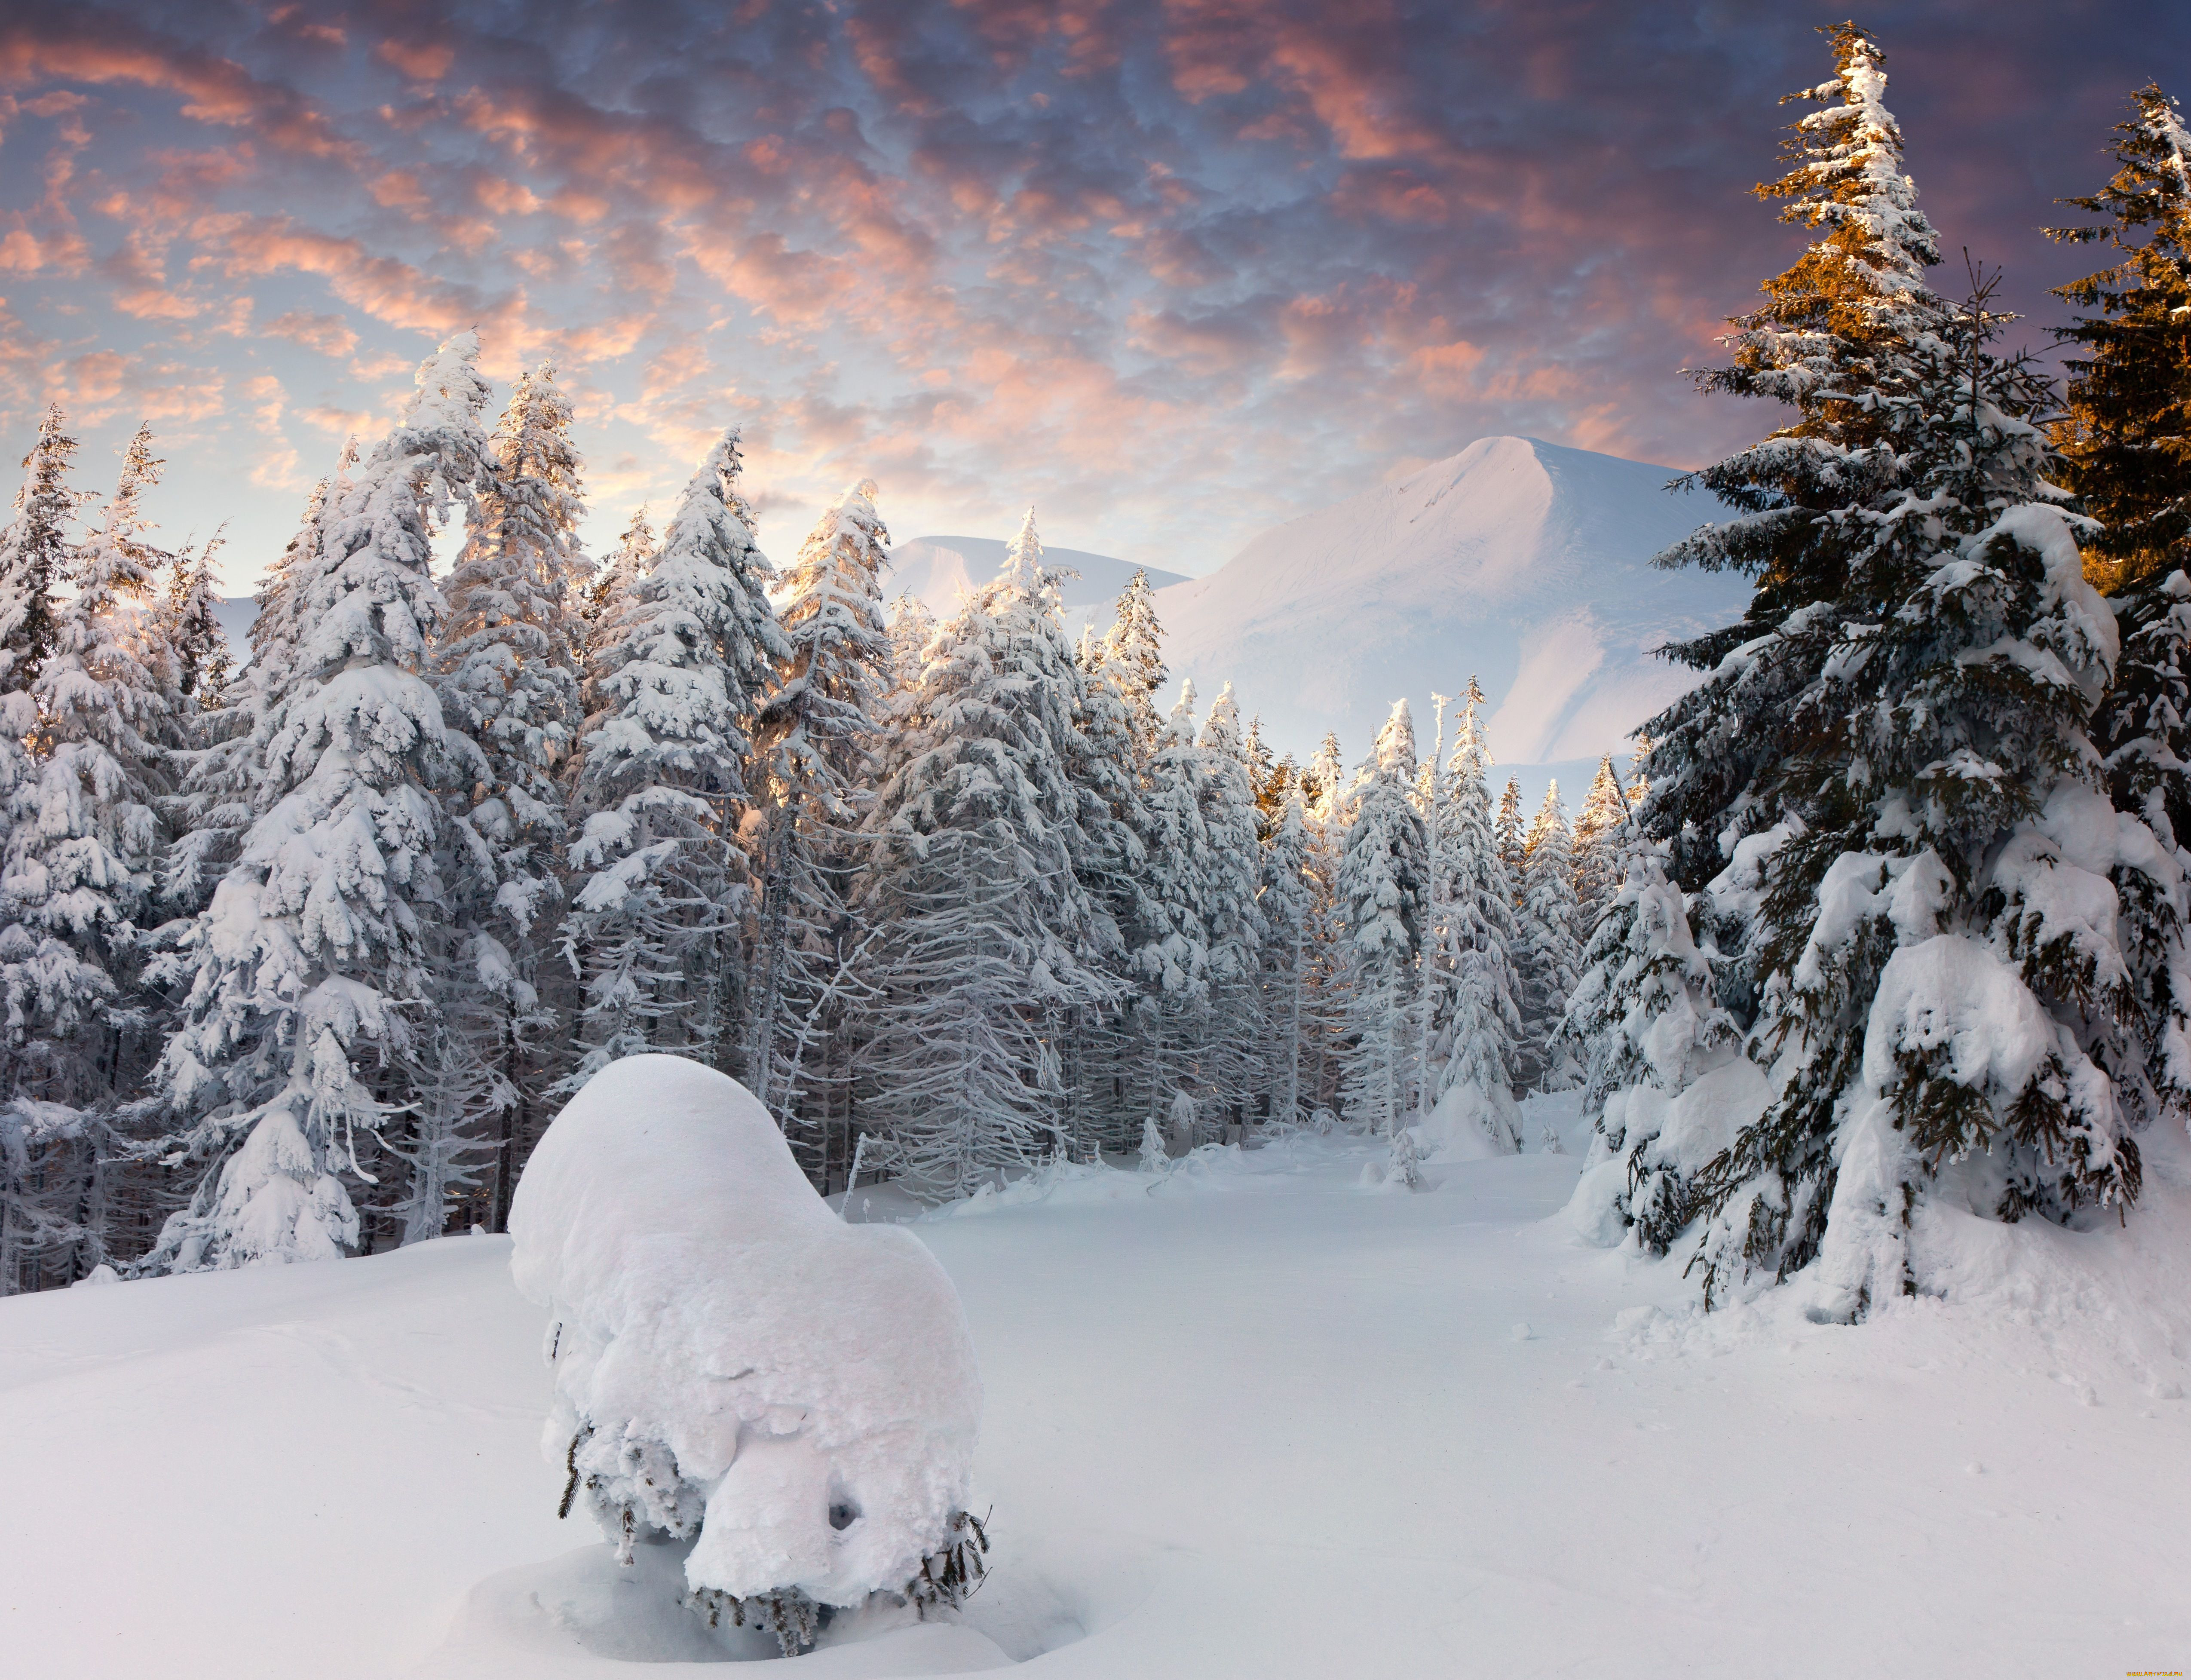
508;1055;985;1652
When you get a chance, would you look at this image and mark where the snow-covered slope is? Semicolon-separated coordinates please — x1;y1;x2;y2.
886;535;1185;628
1154;436;1750;772
7;1102;2190;1678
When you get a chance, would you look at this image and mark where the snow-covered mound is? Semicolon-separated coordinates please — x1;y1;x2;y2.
507;1055;982;1616
887;533;1185;635
1152;436;1751;769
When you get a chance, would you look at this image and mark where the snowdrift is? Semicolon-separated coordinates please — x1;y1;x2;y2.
508;1055;983;1626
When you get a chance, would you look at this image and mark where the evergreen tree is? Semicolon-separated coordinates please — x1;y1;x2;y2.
1560;846;1753;1253
1570;753;1631;936
2051;85;2191;1130
0;414;171;1290
1100;568;1167;765
561;429;784;1085
2045;83;2191;592
1194;683;1264;1125
854;512;1119;1192
1256;793;1316;1125
582;506;653;672
884;593;936;708
157;531;233;728
0;405;74;694
1641;25;2170;1316
432;362;590;1233
1299;730;1351;1112
1422;681;1525;1151
748;478;892;1170
1494;775;1525;882
1513;783;1583;1093
1131;686;1215;1129
1336;701;1426;1134
1069;603;1155;1147
147;333;493;1271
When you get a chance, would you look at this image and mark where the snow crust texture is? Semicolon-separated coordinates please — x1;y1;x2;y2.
507;1054;982;1608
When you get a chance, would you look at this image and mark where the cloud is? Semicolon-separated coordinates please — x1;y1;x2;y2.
0;0;2169;586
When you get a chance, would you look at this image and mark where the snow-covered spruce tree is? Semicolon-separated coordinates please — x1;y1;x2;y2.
0;423;182;1286
1256;794;1316;1125
0;407;82;1291
1067;604;1154;1148
853;513;1120;1194
156;531;233;733
429;362;591;1235
2048;85;2191;1140
1101;567;1168;766
561;430;784;1086
1570;753;1631;937
1493;775;1524;883
1193;683;1264;1128
581;506;654;672
748;478;892;1177
1336;701;1427;1134
2045;83;2191;595
1420;682;1525;1153
1559;846;1754;1253
1298;730;1352;1113
1130;686;1214;1130
1644;26;2173;1316
146;334;493;1271
1512;783;1583;1093
884;592;936;702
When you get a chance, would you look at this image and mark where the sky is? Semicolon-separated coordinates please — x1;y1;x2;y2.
0;0;2180;591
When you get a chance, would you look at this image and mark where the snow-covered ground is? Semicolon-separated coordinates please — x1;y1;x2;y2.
6;1096;2189;1678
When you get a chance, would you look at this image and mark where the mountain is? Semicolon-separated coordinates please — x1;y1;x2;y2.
1151;436;1750;782
885;535;1186;636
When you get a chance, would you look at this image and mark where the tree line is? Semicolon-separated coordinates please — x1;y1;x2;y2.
0;341;1625;1292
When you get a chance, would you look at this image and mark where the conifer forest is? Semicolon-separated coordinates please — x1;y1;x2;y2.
1;29;2189;1327
9;12;2191;1677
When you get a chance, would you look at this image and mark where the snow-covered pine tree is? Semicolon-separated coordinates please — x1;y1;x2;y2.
1421;681;1524;1153
156;531;232;727
1336;701;1427;1134
1494;775;1525;883
885;593;936;703
1101;567;1167;766
853;511;1119;1193
1643;25;2174;1316
582;506;654;671
147;333;493;1272
4;423;180;1277
2045;83;2191;594
0;403;103;1288
1570;753;1631;937
1068;603;1155;1147
748;478;892;1175
1512;783;1583;1093
1559;844;1753;1253
1194;683;1264;1128
0;405;74;695
1128;686;1215;1131
1299;730;1351;1112
430;362;591;1234
1256;793;1316;1125
2049;85;2191;1145
561;429;785;1086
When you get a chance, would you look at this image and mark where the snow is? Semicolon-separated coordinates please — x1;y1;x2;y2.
1152;436;1750;785
6;1098;2191;1677
883;536;1186;643
508;1056;982;1613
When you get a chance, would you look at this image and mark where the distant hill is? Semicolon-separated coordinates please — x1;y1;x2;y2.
1151;436;1751;794
884;536;1187;639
